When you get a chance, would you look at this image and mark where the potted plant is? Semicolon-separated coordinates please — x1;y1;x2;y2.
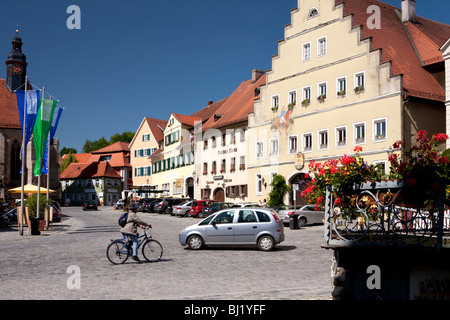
317;94;326;102
301;99;310;106
354;85;365;93
337;90;346;97
288;102;296;110
271;106;278;112
26;194;51;235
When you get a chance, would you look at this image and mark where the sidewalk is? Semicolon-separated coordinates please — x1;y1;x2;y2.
0;215;75;243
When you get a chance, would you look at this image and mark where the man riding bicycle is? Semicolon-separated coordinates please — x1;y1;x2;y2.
120;205;152;262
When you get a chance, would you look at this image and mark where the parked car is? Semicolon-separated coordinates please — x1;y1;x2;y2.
189;200;216;218
157;198;190;214
82;200;98;211
230;202;261;208
278;204;324;227
179;207;285;251
173;200;194;217
148;198;163;213
3;204;61;224
114;199;125;210
201;202;234;218
137;198;157;212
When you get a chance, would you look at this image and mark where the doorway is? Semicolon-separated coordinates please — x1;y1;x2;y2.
213;188;225;202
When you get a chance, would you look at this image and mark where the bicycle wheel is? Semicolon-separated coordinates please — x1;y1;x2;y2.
107;239;129;264
142;239;163;262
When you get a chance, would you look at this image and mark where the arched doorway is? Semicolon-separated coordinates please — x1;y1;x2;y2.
289;172;309;207
185;177;194;199
213;188;224;202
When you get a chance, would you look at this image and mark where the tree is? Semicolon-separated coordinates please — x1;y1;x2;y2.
60;147;77;157
268;174;289;207
60;153;78;173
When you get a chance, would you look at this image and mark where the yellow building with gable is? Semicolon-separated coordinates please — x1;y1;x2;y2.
247;0;448;205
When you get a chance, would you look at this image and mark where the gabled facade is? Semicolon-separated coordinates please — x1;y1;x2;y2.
195;70;266;202
247;0;450;205
128;117;166;190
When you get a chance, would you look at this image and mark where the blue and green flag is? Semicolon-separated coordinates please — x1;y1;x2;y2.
33;99;57;176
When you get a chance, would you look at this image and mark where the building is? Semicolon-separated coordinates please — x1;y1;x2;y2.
128;117;166;193
196;70;266;202
247;0;450;205
148;100;226;199
60;161;122;206
60;141;132;205
0;31;60;201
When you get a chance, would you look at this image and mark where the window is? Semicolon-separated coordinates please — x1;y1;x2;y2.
238;210;257;223
212;161;217;175
256;141;264;158
373;118;387;141
303;42;311;61
221;159;226;173
256;174;263;195
337;77;347;97
288;135;298;154
256;211;271;222
142;134;150;142
288;90;297;107
269;138;279;156
336;127;347;147
318;130;328;150
303;133;313;152
354;122;366;144
212;211;235;224
318;82;327;101
240;155;245;170
302;86;311;105
308;8;319;19
318;37;327;56
212;136;216;148
355;72;365;92
231;157;236;172
271;95;280;111
203;162;208;175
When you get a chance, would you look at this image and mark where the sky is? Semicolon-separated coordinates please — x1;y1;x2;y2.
0;0;449;153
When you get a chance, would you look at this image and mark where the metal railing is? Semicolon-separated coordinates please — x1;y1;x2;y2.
323;181;450;250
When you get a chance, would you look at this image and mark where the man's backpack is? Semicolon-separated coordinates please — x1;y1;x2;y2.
118;211;129;227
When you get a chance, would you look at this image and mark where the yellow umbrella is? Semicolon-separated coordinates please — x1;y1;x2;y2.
8;184;55;195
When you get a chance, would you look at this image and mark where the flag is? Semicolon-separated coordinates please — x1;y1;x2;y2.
33;99;57;176
41;106;63;174
16;90;41;170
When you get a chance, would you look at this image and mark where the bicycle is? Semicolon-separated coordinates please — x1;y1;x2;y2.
107;227;163;264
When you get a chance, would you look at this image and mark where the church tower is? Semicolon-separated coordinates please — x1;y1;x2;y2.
5;29;27;93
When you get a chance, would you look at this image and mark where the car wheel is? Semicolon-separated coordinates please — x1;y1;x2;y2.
298;217;307;228
187;235;203;250
198;211;204;219
258;235;275;251
185;210;191;217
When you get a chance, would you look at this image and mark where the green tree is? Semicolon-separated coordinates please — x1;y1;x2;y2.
60;147;77;157
60;153;78;173
268;174;289;207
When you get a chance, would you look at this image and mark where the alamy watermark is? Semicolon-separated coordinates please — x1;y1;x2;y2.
66;265;81;290
366;265;381;290
66;5;81;30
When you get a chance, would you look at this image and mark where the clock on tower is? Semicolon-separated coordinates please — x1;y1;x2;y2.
5;30;28;93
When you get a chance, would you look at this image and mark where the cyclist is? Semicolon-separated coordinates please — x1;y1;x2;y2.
120;205;152;262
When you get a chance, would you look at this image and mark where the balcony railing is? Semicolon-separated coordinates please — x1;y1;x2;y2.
323;180;450;250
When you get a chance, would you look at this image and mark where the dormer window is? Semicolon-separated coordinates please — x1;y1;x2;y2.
308;8;319;19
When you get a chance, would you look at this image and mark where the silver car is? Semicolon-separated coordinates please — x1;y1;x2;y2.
179;208;285;251
279;205;324;227
173;200;193;217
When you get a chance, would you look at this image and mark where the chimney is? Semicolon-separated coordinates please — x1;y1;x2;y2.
252;69;265;83
401;0;416;23
207;100;213;106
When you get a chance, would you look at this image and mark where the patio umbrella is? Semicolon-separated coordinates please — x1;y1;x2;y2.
8;184;55;195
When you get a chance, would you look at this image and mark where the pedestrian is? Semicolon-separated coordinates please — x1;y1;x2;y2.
262;199;268;208
120;205;152;262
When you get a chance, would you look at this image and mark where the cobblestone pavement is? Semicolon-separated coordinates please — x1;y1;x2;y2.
0;206;333;300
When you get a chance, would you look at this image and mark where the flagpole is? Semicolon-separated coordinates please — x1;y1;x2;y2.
19;76;28;236
36;87;44;220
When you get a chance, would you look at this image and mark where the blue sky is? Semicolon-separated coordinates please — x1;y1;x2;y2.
0;0;449;152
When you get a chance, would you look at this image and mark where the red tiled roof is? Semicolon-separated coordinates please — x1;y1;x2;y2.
0;79;20;129
190;98;229;122
172;113;202;127
91;141;129;154
202;74;266;131
144;117;167;142
405;22;443;66
335;0;449;102
60;161;122;179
